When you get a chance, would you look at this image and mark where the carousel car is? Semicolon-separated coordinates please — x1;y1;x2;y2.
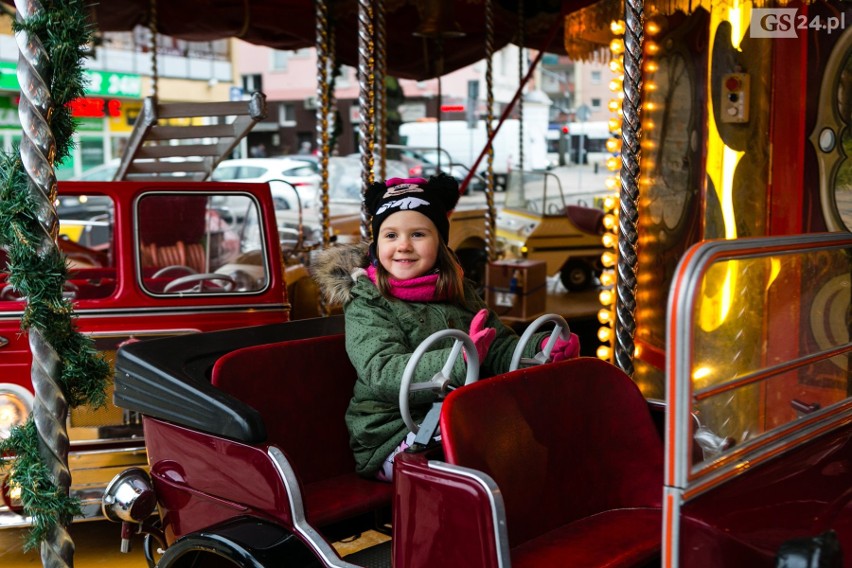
101;232;851;567
0;180;291;527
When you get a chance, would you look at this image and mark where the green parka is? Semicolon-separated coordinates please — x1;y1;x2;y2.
313;243;547;477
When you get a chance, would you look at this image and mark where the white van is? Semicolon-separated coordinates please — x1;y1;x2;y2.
399;118;549;191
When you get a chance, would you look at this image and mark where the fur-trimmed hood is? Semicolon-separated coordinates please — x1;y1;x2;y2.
311;242;370;305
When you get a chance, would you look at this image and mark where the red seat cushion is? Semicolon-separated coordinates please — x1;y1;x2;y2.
303;473;393;527
212;334;392;527
511;508;662;568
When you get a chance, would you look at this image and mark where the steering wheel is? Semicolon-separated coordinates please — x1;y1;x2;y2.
509;313;571;371
153;265;197;279
163;273;235;294
399;329;479;435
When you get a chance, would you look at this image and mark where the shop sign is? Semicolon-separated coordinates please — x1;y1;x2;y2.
0;62;142;98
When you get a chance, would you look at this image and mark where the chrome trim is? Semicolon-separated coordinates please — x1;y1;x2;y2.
0;303;288;319
427;460;511;568
267;447;361;568
0;336;8;348
665;234;852;568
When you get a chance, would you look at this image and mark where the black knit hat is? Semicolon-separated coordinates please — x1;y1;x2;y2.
365;173;460;244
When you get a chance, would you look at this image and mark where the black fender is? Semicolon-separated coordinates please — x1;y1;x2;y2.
157;516;323;568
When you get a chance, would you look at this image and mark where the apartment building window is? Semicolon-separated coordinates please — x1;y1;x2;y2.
243;74;262;94
590;70;602;84
271;50;288;71
591;98;602;111
279;104;296;127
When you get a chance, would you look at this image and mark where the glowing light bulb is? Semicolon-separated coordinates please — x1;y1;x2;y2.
644;101;657;111
608;117;622;132
609;58;624;74
610;38;625;55
606;156;620;172
597;308;612;324
602;232;617;248
646;41;660;55
600;270;615;287
606;138;622;153
608;99;621;113
605;176;619;191
597;326;612;342
599;289;614;305
601;251;617;267
603;214;617;229
603;196;617;210
610;20;626;35
647;21;661;36
642;119;655;131
645;61;659;73
597;345;612;360
609;78;623;92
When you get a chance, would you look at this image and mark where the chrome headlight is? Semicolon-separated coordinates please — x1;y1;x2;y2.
0;384;34;440
102;468;157;524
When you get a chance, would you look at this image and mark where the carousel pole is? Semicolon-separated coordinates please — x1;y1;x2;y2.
357;0;377;241
615;0;644;376
376;0;387;181
15;0;71;565
484;0;496;261
316;0;332;251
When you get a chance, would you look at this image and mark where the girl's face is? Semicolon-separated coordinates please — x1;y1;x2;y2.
376;210;440;280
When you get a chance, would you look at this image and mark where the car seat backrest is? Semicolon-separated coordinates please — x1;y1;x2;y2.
211;333;357;483
440;357;664;547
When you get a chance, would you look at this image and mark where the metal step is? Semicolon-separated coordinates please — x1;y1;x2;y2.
114;92;267;182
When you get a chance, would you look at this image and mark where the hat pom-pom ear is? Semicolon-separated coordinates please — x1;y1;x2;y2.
428;172;461;212
364;180;388;214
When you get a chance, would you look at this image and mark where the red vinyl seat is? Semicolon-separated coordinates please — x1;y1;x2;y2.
440;357;664;567
211;334;393;528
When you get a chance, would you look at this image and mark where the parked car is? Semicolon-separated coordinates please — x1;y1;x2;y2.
100;233;852;568
388;145;487;193
212;158;322;209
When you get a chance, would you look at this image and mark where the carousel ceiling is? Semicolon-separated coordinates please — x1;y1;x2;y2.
74;0;595;80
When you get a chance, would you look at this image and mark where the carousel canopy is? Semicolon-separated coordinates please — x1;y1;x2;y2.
73;0;595;80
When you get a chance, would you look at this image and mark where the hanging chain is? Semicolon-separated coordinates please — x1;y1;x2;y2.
615;0;644;377
358;0;376;242
376;0;387;181
484;0;496;261
517;0;524;174
14;1;73;565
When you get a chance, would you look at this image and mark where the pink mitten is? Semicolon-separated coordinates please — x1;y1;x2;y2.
467;309;496;363
541;332;581;362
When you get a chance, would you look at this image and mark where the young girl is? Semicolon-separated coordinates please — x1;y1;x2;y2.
313;174;579;480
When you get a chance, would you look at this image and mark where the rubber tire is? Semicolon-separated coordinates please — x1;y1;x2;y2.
560;260;593;292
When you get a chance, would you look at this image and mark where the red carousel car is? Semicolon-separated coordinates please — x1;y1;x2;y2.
103;232;851;567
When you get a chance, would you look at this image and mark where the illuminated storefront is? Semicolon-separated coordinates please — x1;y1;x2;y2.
0;62;142;178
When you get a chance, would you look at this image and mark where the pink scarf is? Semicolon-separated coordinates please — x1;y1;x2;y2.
366;265;445;302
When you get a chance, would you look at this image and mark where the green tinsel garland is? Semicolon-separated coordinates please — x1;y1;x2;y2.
0;0;110;550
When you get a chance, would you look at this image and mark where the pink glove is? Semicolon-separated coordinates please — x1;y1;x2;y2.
466;309;496;363
541;332;580;362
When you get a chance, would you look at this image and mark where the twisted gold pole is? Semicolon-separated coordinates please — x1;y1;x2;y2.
316;0;331;250
615;0;644;376
517;0;524;174
376;0;387;181
484;0;496;261
15;1;73;565
358;0;376;241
